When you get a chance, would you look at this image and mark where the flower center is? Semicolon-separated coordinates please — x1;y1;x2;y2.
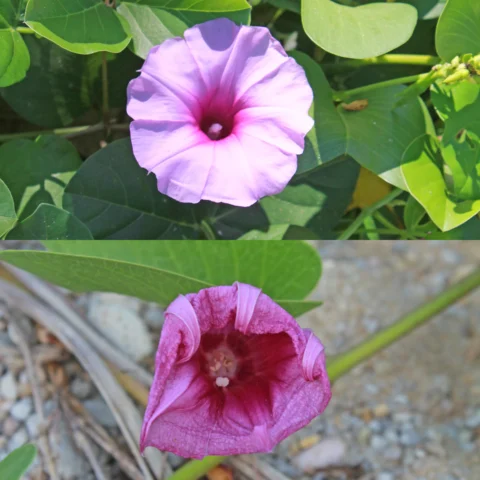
200;115;233;141
205;347;238;387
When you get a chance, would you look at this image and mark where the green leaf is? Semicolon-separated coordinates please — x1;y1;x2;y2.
25;0;131;55
200;203;270;240
435;0;480;61
442;130;480;201
238;224;289;240
6;203;93;239
401;133;480;231
0;135;82;220
0;0;30;86
63;138;201;239
293;52;431;189
0;241;323;317
118;0;251;59
404;195;427;232
302;0;417;59
428;216;480;239
261;157;360;238
1;35;93;127
0;177;17;237
0;444;37;480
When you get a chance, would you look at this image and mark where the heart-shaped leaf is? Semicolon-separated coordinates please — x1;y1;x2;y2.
25;0;132;54
435;0;480;61
302;0;417;59
0;241;323;317
118;0;251;59
6;204;93;240
62;138;202;239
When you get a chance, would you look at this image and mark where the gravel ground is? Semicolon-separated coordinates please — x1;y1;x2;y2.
0;241;479;480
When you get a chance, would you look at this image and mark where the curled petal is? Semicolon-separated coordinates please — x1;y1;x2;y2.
165;295;201;363
302;331;325;381
234;282;262;333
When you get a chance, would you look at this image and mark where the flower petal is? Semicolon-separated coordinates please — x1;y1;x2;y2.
139;37;207;117
127;74;196;122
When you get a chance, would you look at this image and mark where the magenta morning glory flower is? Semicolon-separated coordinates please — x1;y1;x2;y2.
127;18;314;207
140;283;331;459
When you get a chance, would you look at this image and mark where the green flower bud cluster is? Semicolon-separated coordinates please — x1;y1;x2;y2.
434;53;480;85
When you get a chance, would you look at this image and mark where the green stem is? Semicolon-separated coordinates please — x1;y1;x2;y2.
16;26;35;34
372;211;410;240
267;8;285;29
101;52;111;138
0;124;129;142
168;268;480;480
200;220;216;240
333;74;425;101
327;267;480;381
323;54;440;71
338;188;403;240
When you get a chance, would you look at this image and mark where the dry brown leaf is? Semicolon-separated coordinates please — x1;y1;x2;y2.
207;465;234;480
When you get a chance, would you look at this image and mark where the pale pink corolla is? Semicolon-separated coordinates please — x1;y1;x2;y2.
127;18;314;207
140;283;331;459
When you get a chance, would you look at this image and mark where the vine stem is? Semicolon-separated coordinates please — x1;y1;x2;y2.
338;188;404;240
167;267;480;480
333;74;427;101
0;124;130;142
322;54;440;71
326;267;480;380
101;52;111;138
16;26;35;34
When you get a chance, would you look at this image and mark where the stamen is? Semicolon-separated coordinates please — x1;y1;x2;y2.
216;377;230;387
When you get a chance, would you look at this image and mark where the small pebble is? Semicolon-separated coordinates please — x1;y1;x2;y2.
292;437;347;472
3;416;19;436
26;414;41;438
465;410;480;429
374;404;390;418
400;429;422;446
10;398;33;421
70;377;92;400
384;445;402;461
371;435;387;450
0;372;18;400
84;398;117;428
7;427;28;452
377;473;395;480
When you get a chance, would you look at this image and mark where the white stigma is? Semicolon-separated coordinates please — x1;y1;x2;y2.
207;123;223;140
215;376;229;388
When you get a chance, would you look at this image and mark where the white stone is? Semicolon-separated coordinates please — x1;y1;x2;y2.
70;377;92;400
84;398;117;428
88;302;153;361
10;398;33;421
0;372;17;400
293;437;347;472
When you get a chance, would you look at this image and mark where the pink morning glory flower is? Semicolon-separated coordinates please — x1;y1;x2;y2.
140;283;331;459
127;18;314;207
